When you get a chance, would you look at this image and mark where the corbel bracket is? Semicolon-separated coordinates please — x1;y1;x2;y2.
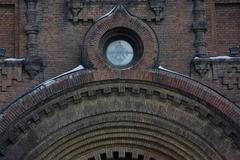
67;0;85;23
24;55;43;78
192;57;211;77
149;0;166;24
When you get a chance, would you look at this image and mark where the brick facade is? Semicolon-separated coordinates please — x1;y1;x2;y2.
215;3;240;55
0;4;15;57
0;0;238;107
0;0;239;159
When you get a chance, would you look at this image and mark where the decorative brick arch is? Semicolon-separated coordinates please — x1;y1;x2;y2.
0;68;240;159
81;4;159;69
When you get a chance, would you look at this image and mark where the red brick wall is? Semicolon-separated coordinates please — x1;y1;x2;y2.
152;0;194;74
0;0;240;108
37;0;195;78
215;3;240;55
0;4;15;57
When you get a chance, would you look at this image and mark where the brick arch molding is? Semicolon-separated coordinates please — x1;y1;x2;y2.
81;4;159;69
0;69;240;159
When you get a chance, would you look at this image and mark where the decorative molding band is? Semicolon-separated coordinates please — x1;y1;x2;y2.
66;0;165;24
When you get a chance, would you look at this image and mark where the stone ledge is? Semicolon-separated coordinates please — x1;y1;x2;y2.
0;58;24;92
0;56;43;92
193;56;240;63
192;56;240;84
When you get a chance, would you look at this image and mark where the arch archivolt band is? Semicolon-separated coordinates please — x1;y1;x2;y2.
3;81;232;160
0;69;240;159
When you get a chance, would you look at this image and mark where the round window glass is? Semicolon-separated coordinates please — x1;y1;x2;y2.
106;40;134;67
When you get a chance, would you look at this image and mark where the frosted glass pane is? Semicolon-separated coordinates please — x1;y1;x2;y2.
106;40;134;66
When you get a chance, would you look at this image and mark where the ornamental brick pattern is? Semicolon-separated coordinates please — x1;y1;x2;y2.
0;69;240;159
0;0;239;159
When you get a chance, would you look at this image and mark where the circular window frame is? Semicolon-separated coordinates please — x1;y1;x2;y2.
100;27;144;69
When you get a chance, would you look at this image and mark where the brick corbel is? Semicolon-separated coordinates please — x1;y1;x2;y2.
148;0;166;24
66;0;92;23
192;57;211;77
24;56;43;78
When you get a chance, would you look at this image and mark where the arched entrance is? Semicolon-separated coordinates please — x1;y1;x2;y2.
0;69;240;160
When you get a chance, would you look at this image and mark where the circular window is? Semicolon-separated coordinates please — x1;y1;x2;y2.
100;27;144;69
106;40;134;66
